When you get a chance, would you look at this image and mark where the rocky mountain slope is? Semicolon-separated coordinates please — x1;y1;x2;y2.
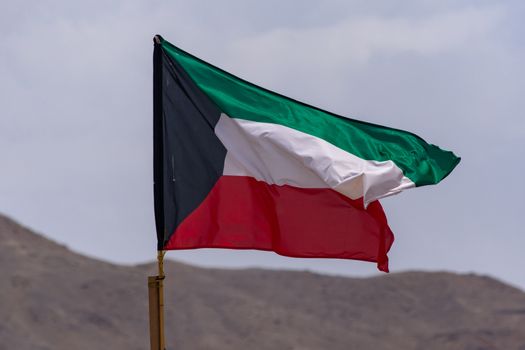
1;213;524;350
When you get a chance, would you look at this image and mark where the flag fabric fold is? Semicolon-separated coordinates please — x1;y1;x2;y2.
153;35;460;272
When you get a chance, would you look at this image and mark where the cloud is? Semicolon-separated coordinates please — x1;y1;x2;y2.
230;6;504;69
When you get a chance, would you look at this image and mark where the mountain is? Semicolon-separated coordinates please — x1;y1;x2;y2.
1;213;524;350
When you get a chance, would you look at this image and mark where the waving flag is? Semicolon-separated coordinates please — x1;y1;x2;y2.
153;35;460;272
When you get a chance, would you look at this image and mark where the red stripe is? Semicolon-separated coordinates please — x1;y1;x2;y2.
164;176;394;272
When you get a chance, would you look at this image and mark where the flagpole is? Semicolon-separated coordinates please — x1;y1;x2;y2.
148;250;166;350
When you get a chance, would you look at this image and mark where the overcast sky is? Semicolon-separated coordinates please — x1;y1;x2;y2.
1;1;524;289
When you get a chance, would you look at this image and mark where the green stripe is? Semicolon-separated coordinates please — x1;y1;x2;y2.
161;38;460;186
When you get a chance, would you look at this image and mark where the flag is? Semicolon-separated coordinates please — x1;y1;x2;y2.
153;35;460;272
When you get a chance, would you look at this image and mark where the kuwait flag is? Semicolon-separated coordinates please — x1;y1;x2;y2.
153;35;460;272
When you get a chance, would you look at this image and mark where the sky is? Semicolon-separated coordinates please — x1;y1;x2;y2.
1;1;524;289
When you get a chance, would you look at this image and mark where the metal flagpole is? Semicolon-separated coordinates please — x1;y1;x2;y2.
151;35;167;350
148;250;166;350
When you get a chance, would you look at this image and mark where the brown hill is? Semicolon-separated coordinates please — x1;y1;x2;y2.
1;213;524;350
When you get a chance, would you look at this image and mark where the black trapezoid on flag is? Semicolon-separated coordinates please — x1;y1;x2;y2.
153;37;227;249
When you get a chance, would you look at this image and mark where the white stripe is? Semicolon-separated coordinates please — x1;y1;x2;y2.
215;114;415;206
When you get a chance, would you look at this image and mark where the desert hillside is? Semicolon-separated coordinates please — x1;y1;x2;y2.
1;213;524;350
